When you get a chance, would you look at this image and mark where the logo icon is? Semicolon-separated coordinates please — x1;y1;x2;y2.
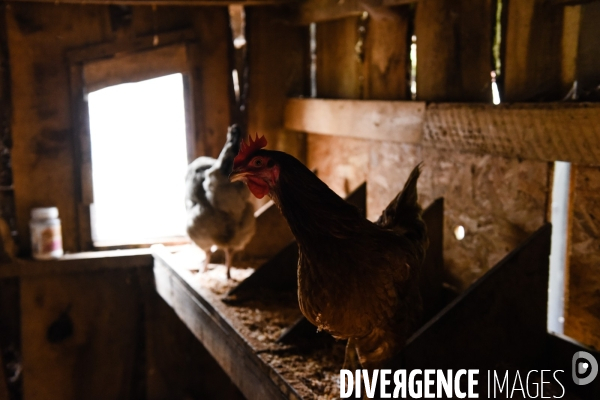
572;351;598;386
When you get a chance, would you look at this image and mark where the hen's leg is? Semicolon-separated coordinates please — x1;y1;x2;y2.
225;248;233;280
201;247;212;273
343;338;358;371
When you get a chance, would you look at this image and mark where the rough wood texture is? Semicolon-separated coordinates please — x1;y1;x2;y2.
0;278;20;400
82;43;189;93
565;166;600;350
9;0;292;4
503;0;565;101
288;100;600;166
415;0;493;102
284;99;424;143
403;224;551;370
20;267;151;400
146;288;245;400
7;4;231;253
308;137;552;291
424;102;600;165
363;7;411;100
153;249;297;400
577;2;600;95
316;16;362;99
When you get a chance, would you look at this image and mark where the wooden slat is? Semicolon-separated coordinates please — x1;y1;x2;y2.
503;0;564;101
245;7;309;157
20;267;151;400
284;98;425;143
577;2;600;95
363;6;411;100
415;0;494;102
316;16;362;99
153;249;299;400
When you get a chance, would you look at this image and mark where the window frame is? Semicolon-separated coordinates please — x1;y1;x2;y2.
67;30;196;251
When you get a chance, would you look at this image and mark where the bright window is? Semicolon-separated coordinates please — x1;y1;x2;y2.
87;73;189;245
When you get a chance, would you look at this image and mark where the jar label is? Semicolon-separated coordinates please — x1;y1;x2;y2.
32;225;63;256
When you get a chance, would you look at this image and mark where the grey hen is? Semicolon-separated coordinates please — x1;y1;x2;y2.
185;125;256;279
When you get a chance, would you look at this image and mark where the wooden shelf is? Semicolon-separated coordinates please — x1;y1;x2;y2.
152;246;343;400
284;98;600;165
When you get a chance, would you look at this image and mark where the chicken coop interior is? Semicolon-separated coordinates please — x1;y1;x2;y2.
0;0;599;399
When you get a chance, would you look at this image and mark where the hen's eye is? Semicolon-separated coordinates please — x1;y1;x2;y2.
253;159;263;167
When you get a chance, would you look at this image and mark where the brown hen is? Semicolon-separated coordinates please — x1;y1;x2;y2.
230;135;428;369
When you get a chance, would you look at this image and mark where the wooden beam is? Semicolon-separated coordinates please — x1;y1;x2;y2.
284;98;600;165
284;98;425;143
289;0;420;25
9;0;295;5
0;250;153;278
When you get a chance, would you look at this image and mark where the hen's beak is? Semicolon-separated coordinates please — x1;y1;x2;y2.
229;170;250;183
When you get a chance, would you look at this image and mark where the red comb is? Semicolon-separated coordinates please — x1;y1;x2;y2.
234;134;268;168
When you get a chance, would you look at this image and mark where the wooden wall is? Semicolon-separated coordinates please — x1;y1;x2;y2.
5;3;231;254
298;0;600;350
1;255;245;400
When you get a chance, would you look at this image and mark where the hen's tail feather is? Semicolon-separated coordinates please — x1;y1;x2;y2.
217;124;243;175
376;163;428;259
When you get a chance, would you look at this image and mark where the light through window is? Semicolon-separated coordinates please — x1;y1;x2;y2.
87;73;189;245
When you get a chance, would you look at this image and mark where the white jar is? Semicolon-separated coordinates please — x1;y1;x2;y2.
30;207;64;260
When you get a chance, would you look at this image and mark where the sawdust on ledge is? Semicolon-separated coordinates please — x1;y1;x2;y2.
169;246;345;399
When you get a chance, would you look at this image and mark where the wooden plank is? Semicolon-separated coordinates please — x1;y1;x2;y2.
66;29;195;64
7;3;111;255
189;7;232;159
20;267;150;400
153;249;297;400
577;2;600;96
289;0;420;25
423;102;600;165
415;0;494;102
9;0;294;5
363;6;411;100
0;250;153;278
0;278;20;400
83;43;189;92
245;7;309;157
503;0;564;101
146;288;245;400
316;16;362;99
401;223;552;370
284;98;425;143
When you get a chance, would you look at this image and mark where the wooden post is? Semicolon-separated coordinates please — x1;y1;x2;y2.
503;0;565;101
246;6;309;161
415;0;494;102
